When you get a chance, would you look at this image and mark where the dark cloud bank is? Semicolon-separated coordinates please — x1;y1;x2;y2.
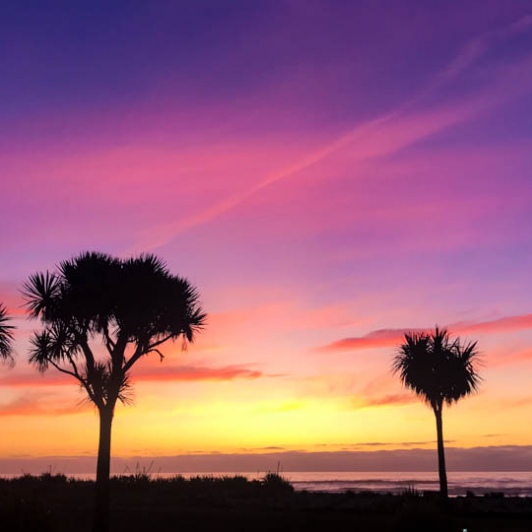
2;446;532;475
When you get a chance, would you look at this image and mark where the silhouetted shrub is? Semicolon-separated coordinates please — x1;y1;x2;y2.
38;472;68;483
261;472;294;496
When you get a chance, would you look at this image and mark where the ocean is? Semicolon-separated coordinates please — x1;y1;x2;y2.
280;471;532;496
150;471;532;497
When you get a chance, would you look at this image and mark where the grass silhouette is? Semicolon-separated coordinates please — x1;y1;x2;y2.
1;472;532;531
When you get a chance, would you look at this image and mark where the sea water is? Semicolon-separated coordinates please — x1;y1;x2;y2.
278;471;532;496
151;471;532;496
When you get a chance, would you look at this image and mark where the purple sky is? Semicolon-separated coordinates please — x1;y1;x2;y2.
1;1;532;472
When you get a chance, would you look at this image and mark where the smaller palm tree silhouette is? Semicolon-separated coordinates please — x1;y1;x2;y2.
0;304;14;365
393;327;481;499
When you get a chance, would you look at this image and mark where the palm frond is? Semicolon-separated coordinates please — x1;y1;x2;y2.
116;371;135;406
28;322;81;371
22;271;60;319
0;305;15;364
88;361;134;406
29;331;54;372
125;253;168;276
442;339;482;405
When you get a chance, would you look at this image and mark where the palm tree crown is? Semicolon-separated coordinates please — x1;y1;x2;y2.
23;251;206;405
393;327;481;410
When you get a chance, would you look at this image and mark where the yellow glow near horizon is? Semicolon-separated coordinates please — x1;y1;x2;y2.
1;385;526;459
1;331;531;461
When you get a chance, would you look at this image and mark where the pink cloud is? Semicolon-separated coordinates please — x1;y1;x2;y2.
0;372;74;388
317;328;415;352
456;314;532;335
358;393;419;408
480;346;532;369
0;364;266;388
318;313;532;352
132;364;264;382
0;393;91;417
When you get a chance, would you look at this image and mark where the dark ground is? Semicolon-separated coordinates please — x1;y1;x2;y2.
1;473;531;531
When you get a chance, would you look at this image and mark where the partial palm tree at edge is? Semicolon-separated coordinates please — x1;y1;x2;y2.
392;327;481;500
0;304;15;365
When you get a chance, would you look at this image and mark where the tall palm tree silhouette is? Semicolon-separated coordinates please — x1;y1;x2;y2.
23;252;206;532
393;327;481;499
0;304;14;364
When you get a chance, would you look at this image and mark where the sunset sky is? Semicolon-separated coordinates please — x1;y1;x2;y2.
2;1;532;474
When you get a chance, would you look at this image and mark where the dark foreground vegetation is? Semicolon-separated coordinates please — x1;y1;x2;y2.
1;473;532;532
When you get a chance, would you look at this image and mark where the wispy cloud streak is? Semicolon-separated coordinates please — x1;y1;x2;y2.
0;393;91;417
136;15;532;250
318;313;532;352
0;364;267;388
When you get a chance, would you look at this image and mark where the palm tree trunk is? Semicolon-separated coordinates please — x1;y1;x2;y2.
93;406;114;532
434;405;448;500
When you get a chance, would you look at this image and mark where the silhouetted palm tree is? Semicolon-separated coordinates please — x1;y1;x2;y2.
393;327;481;499
0;304;14;364
23;252;206;532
